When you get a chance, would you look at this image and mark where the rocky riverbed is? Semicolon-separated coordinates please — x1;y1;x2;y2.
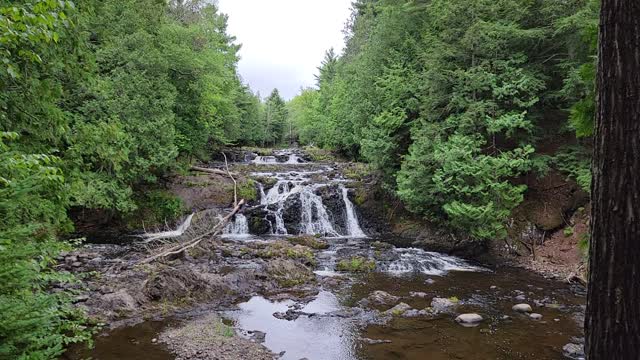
63;148;586;360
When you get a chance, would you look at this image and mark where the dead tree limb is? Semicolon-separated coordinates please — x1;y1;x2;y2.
222;152;237;207
138;199;245;264
191;166;239;177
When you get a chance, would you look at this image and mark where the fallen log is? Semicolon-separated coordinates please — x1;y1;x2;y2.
138;199;246;264
191;166;239;177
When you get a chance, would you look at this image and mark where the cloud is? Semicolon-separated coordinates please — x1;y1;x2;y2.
216;0;352;100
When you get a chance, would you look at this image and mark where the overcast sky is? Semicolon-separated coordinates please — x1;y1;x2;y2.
216;0;352;100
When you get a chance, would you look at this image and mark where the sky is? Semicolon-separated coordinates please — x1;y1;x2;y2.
216;0;353;100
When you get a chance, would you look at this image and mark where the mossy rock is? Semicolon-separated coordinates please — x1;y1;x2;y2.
288;235;329;250
336;256;376;272
266;259;314;288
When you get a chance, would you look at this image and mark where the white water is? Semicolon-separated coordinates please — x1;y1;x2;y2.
140;213;194;242
224;213;249;236
252;155;277;164
341;186;366;237
298;187;340;236
380;248;485;276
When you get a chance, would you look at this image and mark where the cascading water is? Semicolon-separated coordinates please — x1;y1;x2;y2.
224;213;249;236
341;186;366;237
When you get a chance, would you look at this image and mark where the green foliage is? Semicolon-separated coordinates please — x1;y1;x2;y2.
0;133;92;359
564;227;575;237
288;0;597;241
336;257;376;272
553;146;592;192
237;179;257;202
262;89;289;146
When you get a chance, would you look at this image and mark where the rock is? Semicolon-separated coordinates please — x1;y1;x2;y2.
490;285;497;290
562;343;585;360
100;290;137;314
512;304;533;313
316;185;349;235
409;291;427;298
71;261;83;268
244;207;273;235
385;302;411;316
515;294;526;301
73;295;90;303
455;313;483;326
266;259;314;288
368;291;400;306
273;310;301;321
431;297;458;313
425;278;436;285
529;313;543;320
151;338;157;343
248;330;266;343
402;309;429;318
143;267;215;302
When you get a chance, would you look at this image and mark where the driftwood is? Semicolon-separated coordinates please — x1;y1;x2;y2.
138;153;244;264
222;152;238;207
191;166;239;177
138;199;245;264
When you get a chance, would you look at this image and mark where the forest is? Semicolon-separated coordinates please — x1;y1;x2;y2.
0;0;287;357
1;0;637;359
289;0;598;240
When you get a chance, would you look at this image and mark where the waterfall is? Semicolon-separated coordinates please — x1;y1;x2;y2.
341;186;366;237
141;213;194;242
252;156;277;164
298;187;339;237
224;214;249;236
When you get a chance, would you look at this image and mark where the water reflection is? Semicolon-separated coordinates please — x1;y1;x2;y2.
226;292;358;360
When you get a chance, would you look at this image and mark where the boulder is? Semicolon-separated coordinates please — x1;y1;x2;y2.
529;313;543;320
562;343;585;360
431;297;458;313
512;304;533;313
455;313;483;326
245;207;273;235
367;290;400;306
385;302;412;316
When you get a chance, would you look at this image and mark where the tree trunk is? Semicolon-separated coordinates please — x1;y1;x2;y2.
586;1;640;358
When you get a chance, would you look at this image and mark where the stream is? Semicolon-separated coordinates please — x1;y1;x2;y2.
68;149;585;360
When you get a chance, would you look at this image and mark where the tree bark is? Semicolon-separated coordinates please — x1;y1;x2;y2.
586;1;640;358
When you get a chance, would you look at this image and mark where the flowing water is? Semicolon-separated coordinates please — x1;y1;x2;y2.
75;149;585;360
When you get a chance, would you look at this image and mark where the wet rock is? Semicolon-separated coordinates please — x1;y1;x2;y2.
367;290;400;306
455;313;483;326
409;291;427;298
316;185;348;235
266;259;314;288
245;207;273;235
248;330;266;343
562;343;585;360
402;309;429;318
273;309;302;321
425;278;436;285
385;302;411;316
515;294;527;301
529;313;543;320
512;304;533;313
431;297;458;313
490;285;497;290
282;193;302;234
